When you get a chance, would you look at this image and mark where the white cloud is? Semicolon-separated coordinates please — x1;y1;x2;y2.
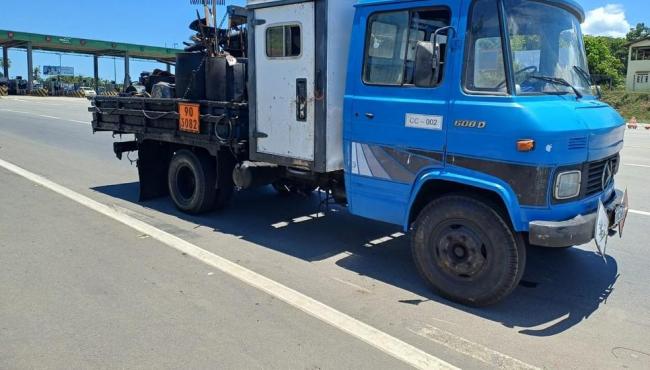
583;4;631;37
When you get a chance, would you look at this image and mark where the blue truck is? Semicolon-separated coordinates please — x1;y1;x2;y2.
91;0;628;306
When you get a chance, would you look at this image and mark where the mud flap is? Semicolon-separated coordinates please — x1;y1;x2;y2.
137;141;172;201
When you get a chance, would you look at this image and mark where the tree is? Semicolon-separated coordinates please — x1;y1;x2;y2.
584;35;625;86
627;23;650;42
33;66;41;82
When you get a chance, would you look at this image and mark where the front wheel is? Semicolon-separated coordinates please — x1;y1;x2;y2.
411;195;526;307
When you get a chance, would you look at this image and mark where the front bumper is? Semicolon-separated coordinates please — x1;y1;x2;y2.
529;189;625;248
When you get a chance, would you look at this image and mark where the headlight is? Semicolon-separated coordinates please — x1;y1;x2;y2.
554;170;582;199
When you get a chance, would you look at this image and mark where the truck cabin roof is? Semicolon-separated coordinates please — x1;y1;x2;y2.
353;0;585;23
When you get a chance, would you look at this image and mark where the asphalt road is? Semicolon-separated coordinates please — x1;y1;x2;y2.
1;96;649;369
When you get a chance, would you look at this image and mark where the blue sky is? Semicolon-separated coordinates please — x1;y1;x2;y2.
0;0;645;81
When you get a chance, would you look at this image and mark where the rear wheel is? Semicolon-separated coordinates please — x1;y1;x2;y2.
411;195;526;306
168;150;216;214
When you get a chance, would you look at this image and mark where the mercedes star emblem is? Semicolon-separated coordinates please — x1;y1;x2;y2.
602;160;614;190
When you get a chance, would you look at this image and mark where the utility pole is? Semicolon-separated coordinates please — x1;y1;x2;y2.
113;57;117;88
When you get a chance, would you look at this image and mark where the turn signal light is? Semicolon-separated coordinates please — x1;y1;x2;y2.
517;139;535;152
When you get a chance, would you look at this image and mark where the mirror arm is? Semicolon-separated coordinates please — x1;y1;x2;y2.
431;26;457;85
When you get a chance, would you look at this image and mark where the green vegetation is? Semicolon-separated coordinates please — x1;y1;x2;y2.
583;23;650;89
601;89;650;122
585;36;625;86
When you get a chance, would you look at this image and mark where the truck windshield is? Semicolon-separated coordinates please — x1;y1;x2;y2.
504;0;592;96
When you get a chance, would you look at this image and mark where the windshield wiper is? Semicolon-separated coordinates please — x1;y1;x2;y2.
573;65;601;99
529;75;583;99
573;65;592;86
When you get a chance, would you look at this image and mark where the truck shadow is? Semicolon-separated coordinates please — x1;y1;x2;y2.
94;182;619;337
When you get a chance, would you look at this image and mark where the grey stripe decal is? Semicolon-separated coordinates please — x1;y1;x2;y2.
350;142;442;183
361;144;390;180
369;145;415;183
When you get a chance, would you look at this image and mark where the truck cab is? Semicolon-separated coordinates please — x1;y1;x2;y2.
340;0;626;305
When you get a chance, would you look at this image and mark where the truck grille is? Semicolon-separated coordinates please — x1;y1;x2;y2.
585;155;619;197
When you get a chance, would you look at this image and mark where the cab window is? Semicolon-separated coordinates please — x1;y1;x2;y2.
266;24;301;58
363;8;451;86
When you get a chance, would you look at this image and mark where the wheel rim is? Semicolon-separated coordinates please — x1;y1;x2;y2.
176;165;197;201
432;221;488;280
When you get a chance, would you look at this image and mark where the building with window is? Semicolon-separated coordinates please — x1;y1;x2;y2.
627;37;650;92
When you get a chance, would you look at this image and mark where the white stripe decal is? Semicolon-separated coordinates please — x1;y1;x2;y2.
0;157;458;370
355;143;372;177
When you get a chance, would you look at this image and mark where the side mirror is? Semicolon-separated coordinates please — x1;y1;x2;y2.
414;41;436;87
414;26;456;88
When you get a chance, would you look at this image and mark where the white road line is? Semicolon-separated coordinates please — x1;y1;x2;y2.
0;108;31;115
630;209;650;217
331;277;373;294
625;163;650;168
410;325;541;370
0;158;458;370
0;108;89;125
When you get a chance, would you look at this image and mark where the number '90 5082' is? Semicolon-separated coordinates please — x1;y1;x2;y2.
179;103;201;134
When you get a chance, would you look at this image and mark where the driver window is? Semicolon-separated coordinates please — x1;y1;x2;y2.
363;8;451;86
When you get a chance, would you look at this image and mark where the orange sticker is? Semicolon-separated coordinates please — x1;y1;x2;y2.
179;103;200;133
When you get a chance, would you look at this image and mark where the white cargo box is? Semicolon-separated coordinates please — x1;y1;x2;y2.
247;0;356;173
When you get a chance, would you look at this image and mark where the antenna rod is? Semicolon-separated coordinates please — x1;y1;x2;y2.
213;0;218;55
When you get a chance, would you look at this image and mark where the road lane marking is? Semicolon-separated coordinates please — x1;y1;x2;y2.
0;108;89;125
410;325;541;370
331;277;373;294
625;163;650;168
0;158;459;370
630;209;650;217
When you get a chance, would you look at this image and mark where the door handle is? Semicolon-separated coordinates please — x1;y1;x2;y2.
365;113;375;120
296;78;307;122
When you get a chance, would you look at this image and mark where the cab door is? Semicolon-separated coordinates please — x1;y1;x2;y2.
344;1;457;225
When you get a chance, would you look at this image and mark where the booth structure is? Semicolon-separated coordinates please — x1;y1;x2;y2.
0;29;182;92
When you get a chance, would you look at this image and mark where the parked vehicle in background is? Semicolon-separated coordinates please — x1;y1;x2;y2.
78;87;97;97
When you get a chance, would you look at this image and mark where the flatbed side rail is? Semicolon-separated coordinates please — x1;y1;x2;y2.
89;96;249;153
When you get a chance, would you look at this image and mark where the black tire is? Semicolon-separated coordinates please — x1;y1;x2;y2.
411;195;526;307
168;150;216;214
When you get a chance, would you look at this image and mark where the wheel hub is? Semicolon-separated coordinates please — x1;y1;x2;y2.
435;225;487;278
